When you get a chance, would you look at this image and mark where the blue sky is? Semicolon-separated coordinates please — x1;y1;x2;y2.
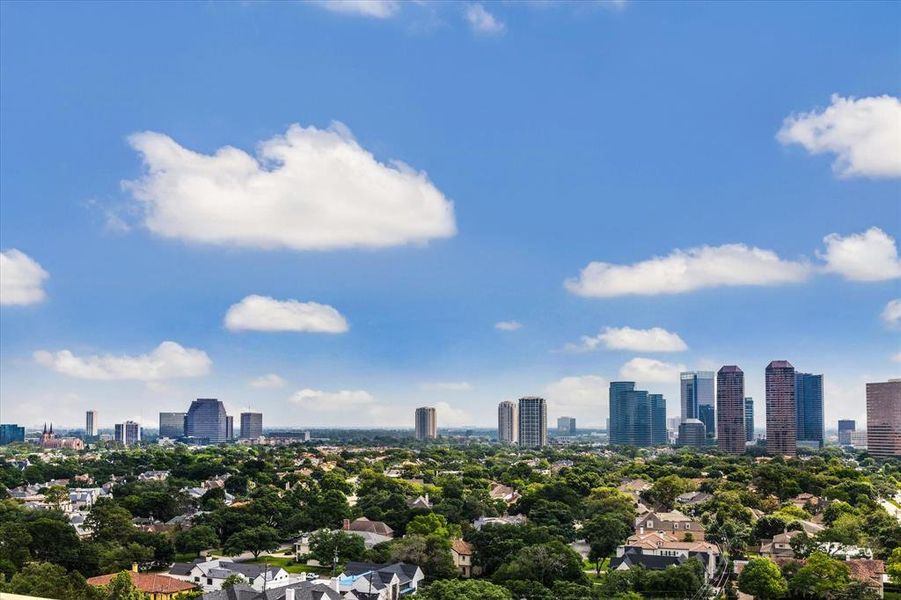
1;1;899;429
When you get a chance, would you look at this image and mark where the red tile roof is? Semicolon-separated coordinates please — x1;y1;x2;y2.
87;571;196;593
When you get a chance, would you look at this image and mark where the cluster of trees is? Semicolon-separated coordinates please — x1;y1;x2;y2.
738;553;881;600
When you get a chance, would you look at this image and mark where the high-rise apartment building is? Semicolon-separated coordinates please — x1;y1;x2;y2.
609;381;635;446
240;412;263;439
866;380;901;458
498;401;518;443
225;416;234;440
518;397;547;448
744;398;754;442
185;398;228;444
159;412;186;439
414;407;437;441
837;420;855;446
716;366;745;454
650;394;667;446
609;382;660;447
557;416;577;435
0;424;25;445
681;371;715;437
115;421;141;446
766;360;797;456
677;419;707;448
795;373;824;448
85;410;98;437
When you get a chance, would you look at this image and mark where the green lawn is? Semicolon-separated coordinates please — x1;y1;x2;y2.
242;555;330;575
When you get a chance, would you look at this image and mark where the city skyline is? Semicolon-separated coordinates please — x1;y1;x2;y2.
1;2;899;430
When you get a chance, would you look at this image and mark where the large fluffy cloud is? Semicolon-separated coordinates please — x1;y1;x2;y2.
819;227;901;281
565;244;809;297
1;249;49;306
308;0;399;18
224;295;349;333
288;388;375;411
543;375;609;426
777;94;901;178
124;123;456;251
564;326;687;353
34;341;211;381
619;357;686;384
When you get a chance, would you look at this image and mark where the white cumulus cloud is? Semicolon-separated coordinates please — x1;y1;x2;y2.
619;357;686;384
777;94;901;178
224;295;349;333
882;299;901;327
495;320;523;331
819;227;901;281
464;4;505;35
1;249;49;306
564;326;687;353
288;388;375;411
565;243;809;297
34;341;211;381
249;373;287;388
308;0;399;18
543;375;610;427
419;381;472;391
124;122;456;251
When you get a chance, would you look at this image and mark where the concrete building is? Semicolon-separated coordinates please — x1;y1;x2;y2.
681;371;715;438
159;412;186;439
677;419;707;448
414;406;437;440
610;382;661;447
556;416;576;435
795;373;824;448
745;398;754;442
240;412;263;439
85;410;97;437
115;421;141;446
650;394;667;446
185;398;228;444
866;379;901;458
838;419;855;446
518;396;547;448
716;366;745;454
766;360;797;456
498;400;518;443
225;415;234;440
0;424;25;445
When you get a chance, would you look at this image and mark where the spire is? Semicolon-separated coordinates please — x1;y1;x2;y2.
43;423;47;434
49;423;53;434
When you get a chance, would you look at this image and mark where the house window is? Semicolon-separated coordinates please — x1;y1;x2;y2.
647;521;654;527
207;578;213;585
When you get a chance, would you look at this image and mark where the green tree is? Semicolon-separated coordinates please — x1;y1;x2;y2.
582;513;631;573
87;498;136;545
418;579;512;600
886;547;901;584
493;541;587;587
820;513;863;546
644;475;690;511
223;525;279;559
467;524;560;576
44;485;70;509
2;561;101;600
221;574;246;589
104;571;147;600
98;542;155;573
387;534;457;581
174;525;219;556
407;513;461;540
738;557;788;599
308;529;366;568
0;521;32;575
788;552;850;599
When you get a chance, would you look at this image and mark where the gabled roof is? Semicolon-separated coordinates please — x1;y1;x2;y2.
451;539;473;555
610;552;685;571
87;571;196;593
347;517;394;537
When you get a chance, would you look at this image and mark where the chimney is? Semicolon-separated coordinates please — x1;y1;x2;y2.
284;589;295;600
343;518;350;530
131;562;138;573
639;527;644;535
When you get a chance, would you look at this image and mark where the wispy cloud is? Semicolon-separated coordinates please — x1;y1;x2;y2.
225;295;349;333
419;381;472;391
34;341;211;381
495;320;523;331
563;326;687;353
464;4;505;35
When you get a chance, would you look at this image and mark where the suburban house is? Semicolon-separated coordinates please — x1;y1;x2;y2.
406;494;432;510
87;566;196;599
342;517;395;547
612;530;720;580
488;483;520;505
635;510;706;541
676;491;713;507
450;539;475;577
200;581;341;600
169;558;289;592
338;562;424;599
789;493;823;512
759;530;805;559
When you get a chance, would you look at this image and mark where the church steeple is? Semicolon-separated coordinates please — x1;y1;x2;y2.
43;423;47;434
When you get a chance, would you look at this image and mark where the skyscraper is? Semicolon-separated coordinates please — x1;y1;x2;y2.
0;424;25;445
240;412;263;439
650;394;667;446
159;412;186;439
744;398;754;442
795;373;824;448
866;380;901;458
681;372;715;437
677;419;706;448
115;421;141;446
766;361;796;456
225;415;234;440
414;407;437;440
85;410;97;437
837;420;855;446
609;382;658;447
716;366;745;454
557;416;577;435
185;398;228;444
518;397;547;448
498;400;518;443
